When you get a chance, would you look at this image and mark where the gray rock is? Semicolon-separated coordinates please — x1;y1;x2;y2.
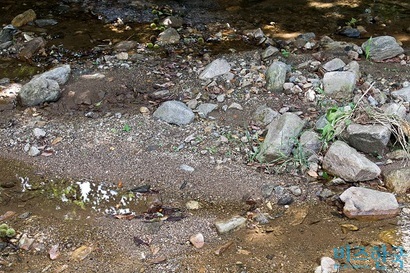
161;16;183;28
37;65;71;85
323;71;356;100
265;61;287;93
180;164;195;172
0;25;17;44
384;168;410;194
344;123;391;155
289;186;302;196
252;105;279;127
199;58;231;80
299;130;321;157
35;19;58;27
344;61;361;81
277;195;293;205
216;94;225;103
214;216;246;234
391;86;410;102
19;77;61;106
321;58;346;72
33;128;46;138
157;27;180;45
153;100;195;125
28;146;41;157
322;141;381;182
256;112;305;162
381;103;407;118
197;103;217;118
114;40;138;52
315;257;338;273
339;187;399;220
339;27;361;38
261;46;279;60
361;36;404;61
228;102;243;110
261;184;275;198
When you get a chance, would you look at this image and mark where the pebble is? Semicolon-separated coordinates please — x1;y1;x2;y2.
186;200;201;210
228;102;243;110
33;128;46;138
289;186;302;196
180;164;195;172
189;233;204;248
28;146;41;157
277;195;294;205
214;216;246;234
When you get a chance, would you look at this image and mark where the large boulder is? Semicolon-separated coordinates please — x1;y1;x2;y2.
18;65;71;106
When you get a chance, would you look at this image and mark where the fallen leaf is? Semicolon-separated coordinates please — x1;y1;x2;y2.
148;256;167;264
307;170;318;178
71;245;93;261
214;241;233;256
150;245;160;255
51;137;63;145
341;224;359;234
379;229;399;246
0;211;16;221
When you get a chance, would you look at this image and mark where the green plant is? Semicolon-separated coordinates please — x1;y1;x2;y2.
0;224;16;239
364;37;373;60
345;17;358;27
122;124;131;132
281;49;290;58
319;104;354;147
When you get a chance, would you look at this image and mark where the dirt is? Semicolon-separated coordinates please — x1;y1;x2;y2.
1;0;410;272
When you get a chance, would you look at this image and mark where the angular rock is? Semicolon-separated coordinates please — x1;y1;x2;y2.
114;40;138;52
381;103;407;118
265;61;287;93
321;58;346;72
0;25;17;44
18;37;46;60
344;61;360;81
33;128;46;138
314;257;338;273
344;123;391;155
252;105;279;127
157;28;180;45
323;71;356;100
256;112;305;162
361;36;404;61
196;103;217;118
391;86;410;102
28;146;41;157
322;141;381;182
18;65;71;106
153;100;194;125
298;130;321;157
11;9;36;27
35;19;58;27
261;46;279;60
384;168;410;194
162;16;183;28
199;59;231;80
339;26;361;38
189;233;204;249
214;216;246;234
339;187;399;220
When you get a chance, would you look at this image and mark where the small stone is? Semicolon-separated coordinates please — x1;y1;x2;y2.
180;164;194;172
228;102;243;110
11;9;36;27
33;128;46;138
19;234;35;250
321;58;346;72
186;200;201;210
189;233;204;249
216;94;225;102
71;245;93;261
116;52;129;60
261;184;275;198
384;168;410;194
261;46;279;59
277;195;294;205
289;186;302;196
199;59;231;80
214;216;246;234
197;103;217;118
153;100;194;125
157;28;180;45
28;146;41;157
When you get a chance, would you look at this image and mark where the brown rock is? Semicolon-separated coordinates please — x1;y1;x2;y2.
384;168;410;194
18;37;46;60
11;9;37;27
